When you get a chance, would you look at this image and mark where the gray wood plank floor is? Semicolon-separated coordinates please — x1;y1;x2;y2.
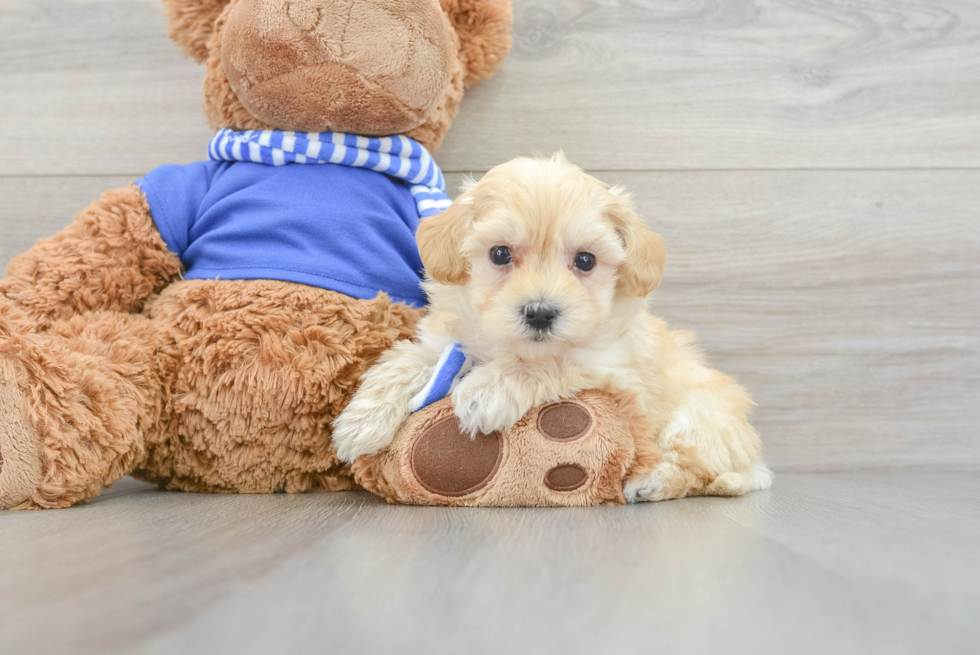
1;471;978;655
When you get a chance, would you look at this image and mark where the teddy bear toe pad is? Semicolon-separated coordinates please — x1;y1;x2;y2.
410;417;502;496
537;402;593;442
544;464;589;491
354;390;637;507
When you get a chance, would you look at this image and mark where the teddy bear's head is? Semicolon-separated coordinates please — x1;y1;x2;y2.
163;0;512;151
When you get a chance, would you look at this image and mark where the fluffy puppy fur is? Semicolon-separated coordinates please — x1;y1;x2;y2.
332;154;772;501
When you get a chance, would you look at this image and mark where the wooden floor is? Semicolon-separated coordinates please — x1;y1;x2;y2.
1;471;978;654
2;1;980;653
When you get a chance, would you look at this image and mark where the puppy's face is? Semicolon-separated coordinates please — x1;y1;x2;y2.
417;155;666;358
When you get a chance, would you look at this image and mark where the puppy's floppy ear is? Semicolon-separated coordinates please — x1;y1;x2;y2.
416;193;475;285
607;186;667;297
163;0;233;63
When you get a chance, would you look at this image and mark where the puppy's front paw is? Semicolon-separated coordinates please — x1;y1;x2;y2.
332;401;406;463
623;469;665;503
452;372;531;437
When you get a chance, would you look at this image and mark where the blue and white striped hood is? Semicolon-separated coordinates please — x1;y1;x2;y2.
208;129;452;219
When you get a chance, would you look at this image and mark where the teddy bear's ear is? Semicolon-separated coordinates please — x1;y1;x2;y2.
163;0;233;63
441;0;514;87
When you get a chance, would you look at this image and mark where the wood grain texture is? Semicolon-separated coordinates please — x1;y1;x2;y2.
3;172;978;471
0;0;211;177
2;0;980;175
1;472;978;654
0;176;136;265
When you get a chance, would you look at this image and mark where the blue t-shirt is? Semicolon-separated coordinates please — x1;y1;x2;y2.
136;160;426;307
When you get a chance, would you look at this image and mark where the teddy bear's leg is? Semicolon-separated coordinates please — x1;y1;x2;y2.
0;307;170;509
0;186;182;333
355;390;652;507
134;279;423;495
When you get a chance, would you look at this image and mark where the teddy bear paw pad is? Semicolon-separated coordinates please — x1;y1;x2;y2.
544;464;588;491
410;416;502;497
537;401;592;442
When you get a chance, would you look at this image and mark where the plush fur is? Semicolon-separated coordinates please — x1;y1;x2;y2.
218;0;456;134
0;274;420;509
333;154;772;502
0;0;512;509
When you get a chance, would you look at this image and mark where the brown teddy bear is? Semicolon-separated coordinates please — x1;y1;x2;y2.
0;0;516;509
0;0;649;510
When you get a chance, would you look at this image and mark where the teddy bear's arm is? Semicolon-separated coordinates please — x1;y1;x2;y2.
0;186;182;331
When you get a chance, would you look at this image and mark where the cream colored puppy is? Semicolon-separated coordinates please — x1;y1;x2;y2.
332;154;772;501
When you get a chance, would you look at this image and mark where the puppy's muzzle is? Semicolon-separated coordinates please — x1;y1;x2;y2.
522;301;560;333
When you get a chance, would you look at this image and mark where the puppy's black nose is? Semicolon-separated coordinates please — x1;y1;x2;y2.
523;302;560;331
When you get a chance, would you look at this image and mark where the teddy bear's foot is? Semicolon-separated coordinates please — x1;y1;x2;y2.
354;390;648;507
0;375;43;510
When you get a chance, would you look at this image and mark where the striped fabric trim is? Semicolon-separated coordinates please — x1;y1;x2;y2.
207;129;452;218
408;343;472;413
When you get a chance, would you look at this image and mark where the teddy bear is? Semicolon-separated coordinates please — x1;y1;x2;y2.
0;0;517;509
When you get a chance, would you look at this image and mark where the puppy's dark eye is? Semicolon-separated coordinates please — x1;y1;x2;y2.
490;246;512;266
574;252;596;271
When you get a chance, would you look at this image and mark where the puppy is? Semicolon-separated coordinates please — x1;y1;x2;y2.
332;154;772;501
